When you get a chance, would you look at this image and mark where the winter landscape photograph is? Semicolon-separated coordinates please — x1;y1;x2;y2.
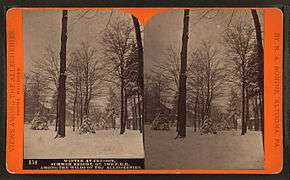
144;9;264;169
23;10;144;161
22;8;265;170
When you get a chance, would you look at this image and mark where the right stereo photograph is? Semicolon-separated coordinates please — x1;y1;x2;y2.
144;9;264;169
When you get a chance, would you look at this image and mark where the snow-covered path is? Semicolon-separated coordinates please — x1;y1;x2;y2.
24;125;144;159
144;125;264;169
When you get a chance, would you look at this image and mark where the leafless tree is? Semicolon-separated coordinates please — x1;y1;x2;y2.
187;41;225;131
24;73;49;123
56;10;68;138
153;46;180;92
32;46;60;131
251;9;264;140
176;9;190;138
101;17;135;134
67;41;105;130
223;21;255;135
131;15;144;133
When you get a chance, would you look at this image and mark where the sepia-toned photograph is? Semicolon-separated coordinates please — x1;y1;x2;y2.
144;9;264;169
22;8;265;170
23;9;144;167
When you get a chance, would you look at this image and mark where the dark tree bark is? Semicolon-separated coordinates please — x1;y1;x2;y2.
84;58;89;117
132;15;144;133
132;97;138;130
259;94;263;130
254;95;260;131
87;84;93;117
72;81;78;132
137;92;142;132
251;9;264;142
56;10;68;138
193;90;199;132
55;88;59;132
125;91;129;129
201;95;206;126
83;58;93;119
206;60;211;118
241;80;246;135
120;63;125;134
112;115;116;129
233;115;238;130
246;89;250;130
176;9;190;138
76;94;80;129
80;80;83;126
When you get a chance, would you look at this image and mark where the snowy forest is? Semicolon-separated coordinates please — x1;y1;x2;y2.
23;10;144;159
23;9;265;168
144;10;264;169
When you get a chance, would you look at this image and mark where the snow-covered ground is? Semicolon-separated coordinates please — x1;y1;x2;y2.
24;125;144;159
144;125;264;169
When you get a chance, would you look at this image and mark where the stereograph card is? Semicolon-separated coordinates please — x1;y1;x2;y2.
5;7;283;174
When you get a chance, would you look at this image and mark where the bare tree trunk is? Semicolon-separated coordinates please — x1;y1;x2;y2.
246;89;250;131
251;9;264;144
132;15;144;133
72;82;77;132
80;80;83;126
55;89;59;131
254;95;260;131
200;91;206;127
132;97;138;130
198;113;201;130
135;95;140;130
56;10;68;138
176;9;190;138
112;114;116;129
176;91;180;132
241;81;246;135
120;88;125;134
120;62;125;134
197;95;202;130
233;115;238;130
86;84;93;118
193;91;199;132
259;94;263;131
76;94;79;129
124;90;129;129
84;60;89;117
137;92;142;133
206;59;211;118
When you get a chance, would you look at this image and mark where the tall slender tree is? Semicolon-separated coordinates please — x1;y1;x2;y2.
223;22;255;135
131;15;144;133
251;9;264;141
101;18;133;134
176;9;190;138
56;10;68;138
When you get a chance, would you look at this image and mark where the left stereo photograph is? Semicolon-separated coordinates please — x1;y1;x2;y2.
21;9;145;170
